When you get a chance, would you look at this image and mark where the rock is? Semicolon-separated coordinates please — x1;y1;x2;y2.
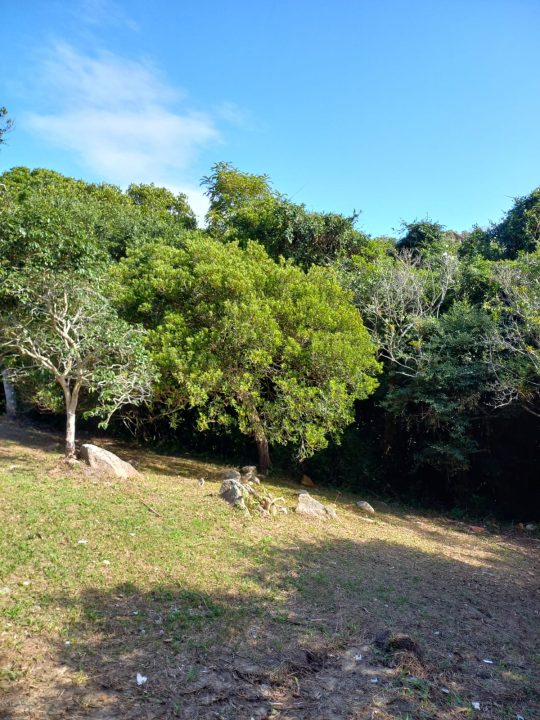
217;469;241;481
79;444;141;479
356;500;375;514
301;474;315;487
240;465;257;478
525;523;538;531
219;478;247;510
295;492;336;519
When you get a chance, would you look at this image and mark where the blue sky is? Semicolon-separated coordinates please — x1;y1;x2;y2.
1;0;539;235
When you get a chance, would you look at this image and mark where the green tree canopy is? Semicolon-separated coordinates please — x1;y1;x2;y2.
487;187;540;258
115;236;380;470
0;168;197;273
202;162;368;267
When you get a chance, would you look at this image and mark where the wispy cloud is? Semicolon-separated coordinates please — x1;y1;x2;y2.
26;44;222;221
216;101;252;129
73;0;140;32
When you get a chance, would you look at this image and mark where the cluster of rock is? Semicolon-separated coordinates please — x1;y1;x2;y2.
216;465;380;522
77;448;376;525
218;466;267;513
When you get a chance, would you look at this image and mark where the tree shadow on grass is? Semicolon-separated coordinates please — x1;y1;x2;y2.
2;536;538;720
0;417;63;455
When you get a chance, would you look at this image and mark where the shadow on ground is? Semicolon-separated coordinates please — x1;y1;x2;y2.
2;537;538;720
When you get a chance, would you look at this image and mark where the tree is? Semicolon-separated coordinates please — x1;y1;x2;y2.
486;187;540;258
381;301;498;478
340;247;459;378
0;108;16;414
115;236;380;472
485;254;540;414
1;273;154;457
202;162;367;267
0;167;197;265
397;219;446;253
126;183;197;229
0;106;13;146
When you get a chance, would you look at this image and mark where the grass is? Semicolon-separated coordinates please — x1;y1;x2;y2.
0;418;538;719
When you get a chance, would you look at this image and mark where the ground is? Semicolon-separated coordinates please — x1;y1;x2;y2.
0;418;538;720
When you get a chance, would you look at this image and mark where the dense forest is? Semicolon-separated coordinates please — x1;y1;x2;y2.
1;157;539;518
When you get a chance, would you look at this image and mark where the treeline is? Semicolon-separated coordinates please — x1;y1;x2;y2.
1;163;539;517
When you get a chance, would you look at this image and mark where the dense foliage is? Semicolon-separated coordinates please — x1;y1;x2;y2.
1;157;539;516
114;236;379;470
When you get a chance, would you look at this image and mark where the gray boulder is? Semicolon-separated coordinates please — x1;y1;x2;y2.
220;478;248;510
295;492;336;519
356;500;375;514
217;469;242;481
80;444;141;479
240;465;257;478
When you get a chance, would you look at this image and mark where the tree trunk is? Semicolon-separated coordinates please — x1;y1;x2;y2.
65;406;77;459
59;377;80;459
2;368;17;418
256;435;271;475
382;411;396;455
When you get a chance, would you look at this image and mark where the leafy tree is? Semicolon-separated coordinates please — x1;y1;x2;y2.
115;236;380;471
202;162;367;267
382;301;498;478
397;219;446;253
1;273;154;457
0;106;13;146
341;247;459;377
485;253;540;414
485;188;540;258
126;183;197;229
0;168;197;266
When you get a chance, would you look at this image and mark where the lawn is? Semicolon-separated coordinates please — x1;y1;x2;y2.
0;418;538;719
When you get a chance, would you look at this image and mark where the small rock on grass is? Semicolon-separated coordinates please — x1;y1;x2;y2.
240;465;257;478
356;500;375;514
219;478;247;509
301;474;315;487
296;492;336;519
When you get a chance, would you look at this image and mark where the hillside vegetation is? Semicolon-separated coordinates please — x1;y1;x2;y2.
2;166;540;515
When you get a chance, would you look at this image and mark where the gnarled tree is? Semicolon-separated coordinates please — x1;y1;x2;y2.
1;273;154;457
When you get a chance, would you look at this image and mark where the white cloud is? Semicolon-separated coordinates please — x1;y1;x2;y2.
26;44;221;223
73;0;140;32
216;101;251;129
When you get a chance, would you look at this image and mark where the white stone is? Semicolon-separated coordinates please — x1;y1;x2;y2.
80;444;141;479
